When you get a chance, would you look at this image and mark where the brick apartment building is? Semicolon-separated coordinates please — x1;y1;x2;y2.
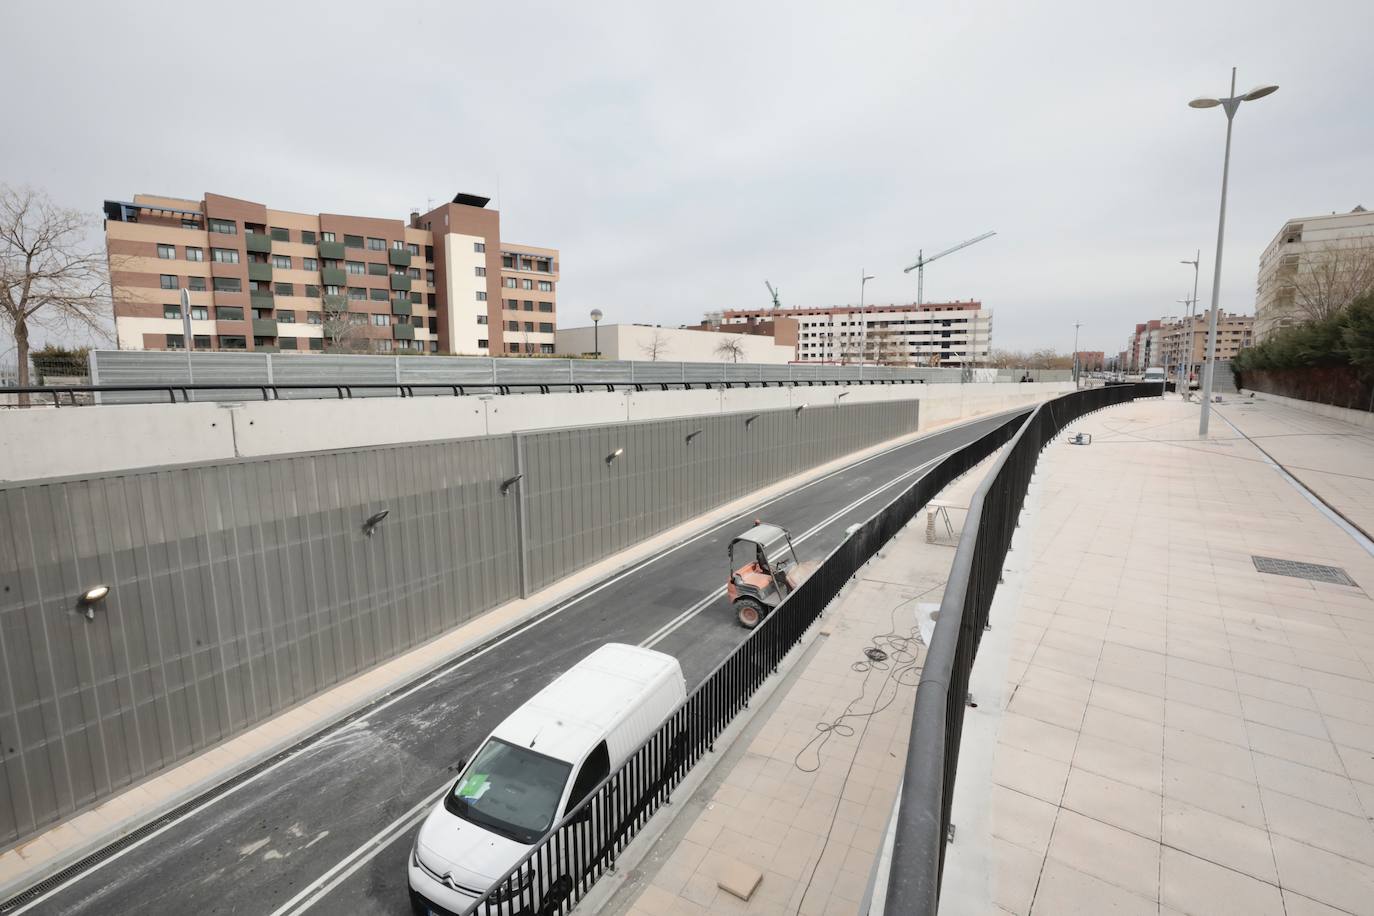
714;301;991;366
103;191;558;355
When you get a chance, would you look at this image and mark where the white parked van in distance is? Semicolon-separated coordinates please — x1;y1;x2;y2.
408;643;687;915
1143;367;1166;382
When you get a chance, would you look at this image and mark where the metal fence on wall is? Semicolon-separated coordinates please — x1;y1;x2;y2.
884;382;1161;914
0;397;920;846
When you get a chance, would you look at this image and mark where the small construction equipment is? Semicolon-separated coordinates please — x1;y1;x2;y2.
727;521;802;628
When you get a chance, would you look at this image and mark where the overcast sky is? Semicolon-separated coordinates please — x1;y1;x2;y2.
4;0;1371;354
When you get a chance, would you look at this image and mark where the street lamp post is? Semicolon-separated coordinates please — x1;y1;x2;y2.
859;270;874;365
1190;69;1278;436
590;308;603;359
1072;321;1082;388
1179;251;1200;395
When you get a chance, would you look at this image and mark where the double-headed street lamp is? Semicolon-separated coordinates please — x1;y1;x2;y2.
1189;69;1278;435
1179;251;1200;395
858;270;875;364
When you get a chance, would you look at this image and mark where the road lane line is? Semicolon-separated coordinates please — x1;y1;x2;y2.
10;409;1021;914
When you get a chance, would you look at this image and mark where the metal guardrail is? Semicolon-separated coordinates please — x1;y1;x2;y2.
884;381;1161;914
0;377;927;407
453;410;1032;916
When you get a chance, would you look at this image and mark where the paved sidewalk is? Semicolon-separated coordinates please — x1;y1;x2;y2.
946;396;1374;916
602;459;994;916
1214;395;1374;537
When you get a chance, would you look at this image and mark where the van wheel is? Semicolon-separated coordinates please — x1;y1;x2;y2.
537;875;573;916
735;598;766;629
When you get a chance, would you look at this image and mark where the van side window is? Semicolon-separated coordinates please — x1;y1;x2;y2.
564;741;610;815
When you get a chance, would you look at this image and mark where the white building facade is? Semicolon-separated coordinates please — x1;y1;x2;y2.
1255;206;1374;340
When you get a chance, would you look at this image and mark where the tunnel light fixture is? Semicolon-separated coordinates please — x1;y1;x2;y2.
363;509;390;537
685;429;703;445
606;447;624;466
795;404;807;416
744;414;760;428
836;391;850;400
78;584;110;620
500;474;524;496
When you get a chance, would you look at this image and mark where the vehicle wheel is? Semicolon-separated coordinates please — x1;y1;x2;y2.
537;875;573;916
735;598;767;629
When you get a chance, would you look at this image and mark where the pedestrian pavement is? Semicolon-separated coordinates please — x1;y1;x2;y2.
942;395;1374;916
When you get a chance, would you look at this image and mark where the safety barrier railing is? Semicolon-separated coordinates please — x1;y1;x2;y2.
883;381;1161;914
0;376;927;408
453;410;1033;916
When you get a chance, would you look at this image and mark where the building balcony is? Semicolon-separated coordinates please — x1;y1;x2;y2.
390;274;411;291
317;240;346;259
250;292;275;309
392;299;412;316
252;318;279;337
245;233;273;254
393;322;415;340
248;263;273;282
321;267;347;286
388;248;412;267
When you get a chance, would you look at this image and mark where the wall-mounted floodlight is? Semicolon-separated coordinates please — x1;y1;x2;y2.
605;447;624;466
77;584;110;621
363;509;390;537
795;404;808;416
836;391;850;401
685;429;703;445
744;414;760;428
500;474;524;496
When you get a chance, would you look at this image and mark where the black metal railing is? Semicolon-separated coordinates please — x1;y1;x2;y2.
452;410;1035;916
885;381;1161;914
0;377;929;407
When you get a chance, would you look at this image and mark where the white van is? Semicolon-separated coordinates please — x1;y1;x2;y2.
408;643;687;915
1143;367;1166;382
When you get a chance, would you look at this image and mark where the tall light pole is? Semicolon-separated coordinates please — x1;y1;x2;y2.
1190;69;1278;435
1072;321;1082;388
590;308;603;359
858;271;874;364
1179;251;1200;395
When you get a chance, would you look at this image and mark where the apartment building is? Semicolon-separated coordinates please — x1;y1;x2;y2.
1255;205;1374;340
1125;320;1163;372
716;301;991;366
103;191;558;355
1159;312;1253;381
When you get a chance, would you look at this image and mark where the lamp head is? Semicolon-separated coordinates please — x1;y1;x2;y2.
1188;97;1222;109
590;308;603;322
1241;84;1279;101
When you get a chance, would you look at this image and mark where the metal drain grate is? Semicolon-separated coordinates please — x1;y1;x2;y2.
1252;555;1358;587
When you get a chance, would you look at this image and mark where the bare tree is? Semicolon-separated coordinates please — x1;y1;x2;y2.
639;329;670;361
320;291;368;352
714;334;746;363
1288;241;1374;324
0;185;111;389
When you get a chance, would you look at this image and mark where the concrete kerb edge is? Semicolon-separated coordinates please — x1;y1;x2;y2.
0;400;1040;902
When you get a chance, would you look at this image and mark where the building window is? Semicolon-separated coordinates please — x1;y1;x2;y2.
159;274;177;289
346;261;365;275
308;337;324;351
507;320;519;331
539;301;553;312
538;280;554;292
272;255;291;269
373;314;390;326
208;218;236;235
521;279;533;290
390;239;404;250
305;284;320;297
475;266;486;277
425;245;434;261
157;244;176;259
377;339;393;353
539;322;553;333
188;276;206;291
301;230;317;245
321;231;335;242
477;314;488;324
279;337;298;350
325;285;341;295
504;278;517;288
410;291;421;303
181;218;199;230
347;287;365;300
474;242;486;253
193;334;211;349
476;291;487;301
369;288;388;301
274;282;294;296
191;306;208;320
211;248;239;263
408;267;421;279
253;336;276;348
523;300;533;311
407;243;419;256
367;237;385;251
508;342;520;353
252;307;272;320
426;269;435;283
523;321;534;332
186;247;204;262
268;226;288;242
163;304;181;319
216;306;243;321
303;257;318;271
368;262;387;276
540;343;555;354
502;255;514;268
166;334;185;349
307;312;323;324
475;338;489;349
344;234;363;249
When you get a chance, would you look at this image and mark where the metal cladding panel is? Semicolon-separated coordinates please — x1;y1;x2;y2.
495;359;572;385
0;434;520;844
569;360;633;386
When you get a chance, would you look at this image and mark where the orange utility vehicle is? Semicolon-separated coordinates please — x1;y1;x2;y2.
727;521;803;628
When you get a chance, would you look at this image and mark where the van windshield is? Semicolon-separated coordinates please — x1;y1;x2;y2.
444;738;572;845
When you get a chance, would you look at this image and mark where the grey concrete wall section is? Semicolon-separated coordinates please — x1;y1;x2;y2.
0;398;918;846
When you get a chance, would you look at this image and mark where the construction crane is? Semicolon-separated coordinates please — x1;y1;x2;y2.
764;280;781;313
903;231;997;304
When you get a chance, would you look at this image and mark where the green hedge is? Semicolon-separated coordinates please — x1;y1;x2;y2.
1233;293;1374;374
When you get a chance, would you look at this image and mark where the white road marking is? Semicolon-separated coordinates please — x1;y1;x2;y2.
9;408;1019;915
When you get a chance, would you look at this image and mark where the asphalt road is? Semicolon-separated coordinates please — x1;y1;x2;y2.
16;410;1019;916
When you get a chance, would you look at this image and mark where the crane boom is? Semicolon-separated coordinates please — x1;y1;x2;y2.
764;280;780;310
901;230;996;304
